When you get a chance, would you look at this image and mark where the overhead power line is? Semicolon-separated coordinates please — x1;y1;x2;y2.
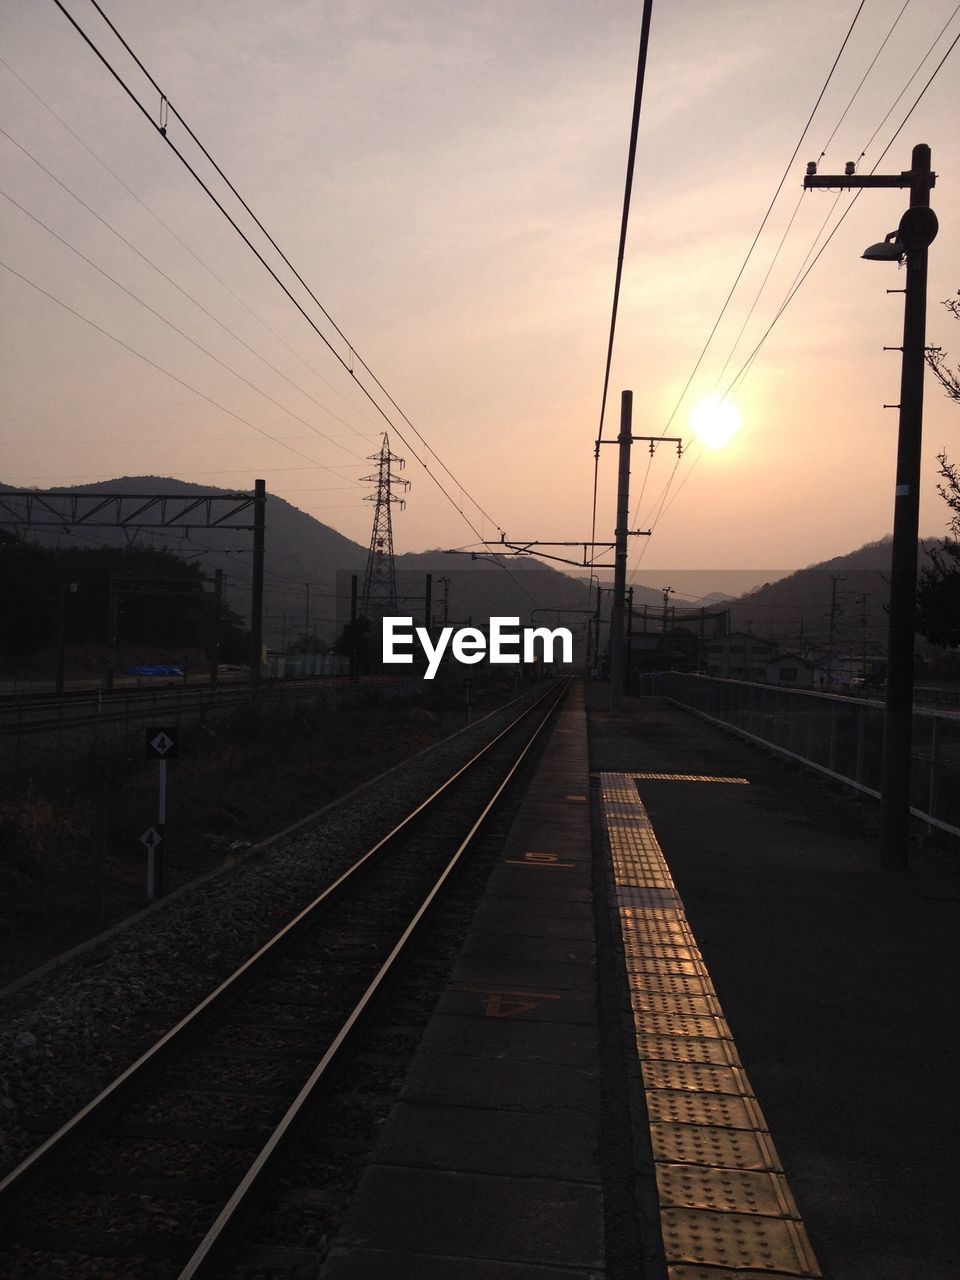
0;255;363;484
634;0;867;514
0;51;381;438
817;0;913;162
0;175;371;466
628;5;960;570
589;0;655;555
50;0;505;548
718;19;960;413
856;0;960;162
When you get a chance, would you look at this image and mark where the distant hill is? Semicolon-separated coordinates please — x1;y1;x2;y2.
0;477;597;650
724;537;939;652
6;480;937;657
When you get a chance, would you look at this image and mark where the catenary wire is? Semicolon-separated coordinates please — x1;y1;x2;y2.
0;51;381;438
0;176;372;466
54;0;506;544
588;0;655;577
49;2;552;609
0;255;367;484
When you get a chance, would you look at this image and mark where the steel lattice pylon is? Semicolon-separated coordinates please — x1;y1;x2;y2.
360;433;409;619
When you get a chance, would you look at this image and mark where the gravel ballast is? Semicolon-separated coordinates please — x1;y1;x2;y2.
0;689;548;1179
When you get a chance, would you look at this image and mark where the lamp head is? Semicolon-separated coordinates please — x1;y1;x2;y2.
862;231;904;262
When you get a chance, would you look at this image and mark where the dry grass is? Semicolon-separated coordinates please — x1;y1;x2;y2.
0;675;520;985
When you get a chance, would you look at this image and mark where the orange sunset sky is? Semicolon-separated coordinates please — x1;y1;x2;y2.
2;0;960;587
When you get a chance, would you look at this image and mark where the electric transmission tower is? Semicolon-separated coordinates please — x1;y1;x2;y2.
360;433;409;619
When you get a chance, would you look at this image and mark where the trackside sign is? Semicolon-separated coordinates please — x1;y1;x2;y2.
383;616;573;680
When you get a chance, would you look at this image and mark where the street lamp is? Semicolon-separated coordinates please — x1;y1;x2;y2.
861;164;939;867
806;145;938;868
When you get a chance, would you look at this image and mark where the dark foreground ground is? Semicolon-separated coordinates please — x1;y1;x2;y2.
586;687;959;1280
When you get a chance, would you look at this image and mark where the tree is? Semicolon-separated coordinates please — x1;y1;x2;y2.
335;616;374;673
0;537;246;660
916;452;960;646
919;294;960;647
926;292;960;406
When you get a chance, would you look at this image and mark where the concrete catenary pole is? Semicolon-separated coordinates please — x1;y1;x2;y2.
609;390;633;713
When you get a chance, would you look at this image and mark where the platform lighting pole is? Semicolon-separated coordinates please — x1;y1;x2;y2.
804;144;938;869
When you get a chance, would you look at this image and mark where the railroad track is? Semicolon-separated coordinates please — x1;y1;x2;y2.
0;678;568;1279
0;674;410;741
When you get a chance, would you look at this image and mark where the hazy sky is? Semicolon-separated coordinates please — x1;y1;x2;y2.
2;0;960;584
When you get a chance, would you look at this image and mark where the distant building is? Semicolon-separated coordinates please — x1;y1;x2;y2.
627;626;701;684
766;653;819;689
705;631;777;681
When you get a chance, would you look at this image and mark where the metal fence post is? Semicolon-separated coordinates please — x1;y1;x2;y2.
828;700;838;773
856;702;866;785
928;714;940;831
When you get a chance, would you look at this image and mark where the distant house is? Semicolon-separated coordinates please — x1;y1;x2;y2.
766;653;818;689
627;626;701;681
705;631;777;681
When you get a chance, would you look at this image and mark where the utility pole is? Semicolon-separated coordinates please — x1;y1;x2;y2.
825;573;846;692
210;568;222;690
599;393;681;710
55;581;77;695
805;145;938;868
250;478;265;684
857;592;868;682
594;587;603;677
661;586;675;636
424;573;432;633
349;573;358;681
610;391;633;713
105;576;120;693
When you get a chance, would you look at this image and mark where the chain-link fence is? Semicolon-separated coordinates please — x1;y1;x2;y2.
648;672;960;838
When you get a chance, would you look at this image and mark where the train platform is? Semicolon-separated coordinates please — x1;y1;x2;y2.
321;681;959;1280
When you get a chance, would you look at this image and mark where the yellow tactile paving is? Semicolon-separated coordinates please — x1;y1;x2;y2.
599;772;821;1280
655;1164;802;1218
633;773;750;784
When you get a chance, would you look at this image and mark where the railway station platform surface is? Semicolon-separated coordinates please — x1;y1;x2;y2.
321;681;960;1280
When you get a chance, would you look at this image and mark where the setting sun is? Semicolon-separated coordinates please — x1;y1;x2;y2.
690;395;742;450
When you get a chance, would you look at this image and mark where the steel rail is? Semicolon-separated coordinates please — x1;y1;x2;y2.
178;676;569;1276
0;675;413;738
0;679;568;1221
